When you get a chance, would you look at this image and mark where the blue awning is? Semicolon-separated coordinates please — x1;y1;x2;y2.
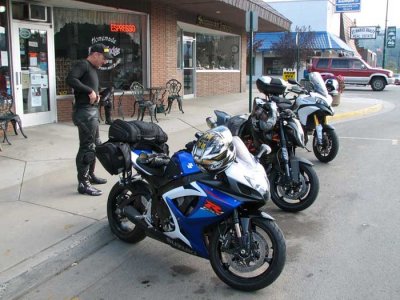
255;31;354;53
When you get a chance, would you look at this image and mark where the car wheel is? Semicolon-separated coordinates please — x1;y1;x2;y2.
371;77;386;91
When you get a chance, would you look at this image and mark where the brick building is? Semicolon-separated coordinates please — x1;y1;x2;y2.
0;0;290;126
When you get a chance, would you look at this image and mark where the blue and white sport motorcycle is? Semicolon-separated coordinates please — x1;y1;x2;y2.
97;120;286;291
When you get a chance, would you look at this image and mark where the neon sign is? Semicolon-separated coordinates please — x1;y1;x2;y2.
110;24;136;33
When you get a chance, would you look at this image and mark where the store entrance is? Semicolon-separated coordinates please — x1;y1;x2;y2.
12;22;56;127
183;34;195;98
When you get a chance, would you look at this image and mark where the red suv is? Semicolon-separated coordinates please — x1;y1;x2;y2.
310;57;394;91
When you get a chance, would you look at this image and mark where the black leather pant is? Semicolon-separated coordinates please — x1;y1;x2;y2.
104;100;112;123
72;106;101;182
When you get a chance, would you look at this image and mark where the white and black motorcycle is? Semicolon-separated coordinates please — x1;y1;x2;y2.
261;73;339;163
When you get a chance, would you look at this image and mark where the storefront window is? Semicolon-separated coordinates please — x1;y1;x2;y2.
53;8;147;95
0;1;11;95
196;34;240;70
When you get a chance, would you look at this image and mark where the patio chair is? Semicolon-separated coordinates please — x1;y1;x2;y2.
0;93;27;145
162;79;184;114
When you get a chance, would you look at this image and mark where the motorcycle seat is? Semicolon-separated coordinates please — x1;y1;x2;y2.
270;95;292;110
226;115;248;136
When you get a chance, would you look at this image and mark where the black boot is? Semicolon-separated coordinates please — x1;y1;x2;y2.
89;173;107;184
77;180;102;196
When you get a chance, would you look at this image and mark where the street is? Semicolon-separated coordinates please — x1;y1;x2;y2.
4;86;400;300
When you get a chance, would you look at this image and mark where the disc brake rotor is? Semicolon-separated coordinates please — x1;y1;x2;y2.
277;174;307;199
225;232;267;272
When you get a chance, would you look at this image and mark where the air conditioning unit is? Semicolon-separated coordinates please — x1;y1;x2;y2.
26;3;48;22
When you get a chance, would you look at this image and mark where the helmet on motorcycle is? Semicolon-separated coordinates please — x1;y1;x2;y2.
192;126;236;174
251;98;277;133
256;76;287;96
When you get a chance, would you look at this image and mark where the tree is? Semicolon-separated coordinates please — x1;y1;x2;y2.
270;26;316;69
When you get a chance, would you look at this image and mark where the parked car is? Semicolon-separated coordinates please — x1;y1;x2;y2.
394;74;400;85
310;57;395;91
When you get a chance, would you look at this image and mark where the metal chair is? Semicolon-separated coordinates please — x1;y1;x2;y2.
0;93;27;146
130;82;158;123
162;79;184;114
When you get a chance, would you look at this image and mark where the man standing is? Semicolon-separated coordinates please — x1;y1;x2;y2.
67;43;112;196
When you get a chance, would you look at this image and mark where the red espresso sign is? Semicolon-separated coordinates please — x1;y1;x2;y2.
110;24;136;33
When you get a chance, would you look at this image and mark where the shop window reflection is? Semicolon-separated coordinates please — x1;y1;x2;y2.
54;9;145;95
0;0;10;96
196;34;240;70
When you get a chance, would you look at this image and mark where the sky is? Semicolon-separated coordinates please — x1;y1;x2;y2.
346;0;400;28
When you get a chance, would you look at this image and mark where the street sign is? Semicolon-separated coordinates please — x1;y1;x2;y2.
387;26;396;48
350;26;377;39
282;68;296;81
335;0;361;13
246;11;258;32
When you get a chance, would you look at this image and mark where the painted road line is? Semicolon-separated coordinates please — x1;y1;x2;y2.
328;103;383;122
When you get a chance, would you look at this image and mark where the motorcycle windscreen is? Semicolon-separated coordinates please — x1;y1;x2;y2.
309;72;329;98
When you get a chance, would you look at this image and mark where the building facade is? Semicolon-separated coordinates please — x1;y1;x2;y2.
252;0;357;80
0;0;290;127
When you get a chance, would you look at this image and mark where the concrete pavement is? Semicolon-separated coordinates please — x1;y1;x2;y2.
0;90;384;299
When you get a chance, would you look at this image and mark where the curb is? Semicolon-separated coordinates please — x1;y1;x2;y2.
328;103;383;122
0;220;114;300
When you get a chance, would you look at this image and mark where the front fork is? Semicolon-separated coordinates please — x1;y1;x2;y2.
314;115;325;145
233;210;252;254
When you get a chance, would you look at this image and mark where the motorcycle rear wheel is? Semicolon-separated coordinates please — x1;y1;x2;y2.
313;129;339;163
209;217;286;291
269;163;319;212
107;182;149;243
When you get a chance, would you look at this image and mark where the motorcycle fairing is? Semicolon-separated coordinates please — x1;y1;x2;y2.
296;105;320;125
285;118;305;148
162;181;241;258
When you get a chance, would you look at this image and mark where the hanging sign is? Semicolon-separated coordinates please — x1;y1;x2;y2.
350;26;377;39
335;0;361;13
387;26;396;48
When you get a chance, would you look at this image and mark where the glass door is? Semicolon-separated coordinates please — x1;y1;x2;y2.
12;22;56;126
183;34;195;98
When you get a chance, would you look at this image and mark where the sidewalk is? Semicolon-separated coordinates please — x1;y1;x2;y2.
0;90;384;298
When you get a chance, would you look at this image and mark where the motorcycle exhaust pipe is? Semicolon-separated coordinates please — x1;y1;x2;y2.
123;206;166;241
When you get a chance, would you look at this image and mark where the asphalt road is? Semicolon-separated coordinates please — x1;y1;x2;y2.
16;85;400;300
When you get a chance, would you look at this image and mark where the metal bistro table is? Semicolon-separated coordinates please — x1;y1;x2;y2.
147;86;166;118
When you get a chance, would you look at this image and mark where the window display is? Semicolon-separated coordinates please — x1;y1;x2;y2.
53;8;147;95
196;34;240;70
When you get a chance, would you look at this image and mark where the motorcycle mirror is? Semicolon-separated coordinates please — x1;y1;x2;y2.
256;144;271;160
195;132;203;139
206;117;217;129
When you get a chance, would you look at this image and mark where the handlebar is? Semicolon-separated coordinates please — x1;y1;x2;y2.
137;153;170;167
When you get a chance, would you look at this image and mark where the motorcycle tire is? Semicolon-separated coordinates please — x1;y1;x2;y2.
269;163;319;212
209;217;286;291
312;129;339;163
107;182;149;243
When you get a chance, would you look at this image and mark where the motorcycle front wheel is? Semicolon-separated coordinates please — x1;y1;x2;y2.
107;182;149;243
312;129;339;163
209;217;286;291
269;163;319;212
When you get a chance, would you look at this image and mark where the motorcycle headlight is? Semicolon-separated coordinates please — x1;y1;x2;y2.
316;97;328;106
244;175;268;195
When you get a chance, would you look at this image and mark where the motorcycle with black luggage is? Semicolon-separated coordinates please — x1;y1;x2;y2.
95;119;286;291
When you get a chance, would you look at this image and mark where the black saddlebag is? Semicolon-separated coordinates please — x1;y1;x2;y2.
108;119;169;154
95;142;131;175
